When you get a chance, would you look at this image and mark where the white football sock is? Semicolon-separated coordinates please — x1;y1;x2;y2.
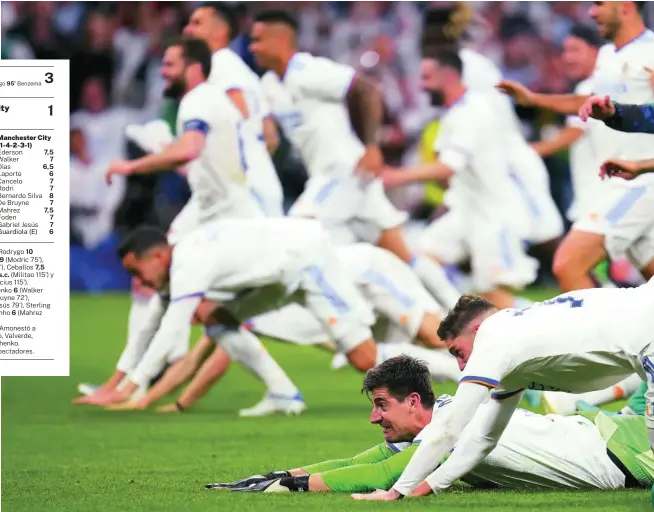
375;342;461;382
215;327;300;399
410;255;461;309
571;374;642;407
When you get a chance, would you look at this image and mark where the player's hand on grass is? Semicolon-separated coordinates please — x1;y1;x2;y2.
105;160;134;184
351;488;402;501
496;80;535;106
156;403;181;413
578;95;615;121
104;400;147;411
85;388;130;406
599;158;643;181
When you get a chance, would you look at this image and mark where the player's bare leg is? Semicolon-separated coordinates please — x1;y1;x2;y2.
640;258;654;280
377;226;460;308
553;230;607;291
142;334;215;407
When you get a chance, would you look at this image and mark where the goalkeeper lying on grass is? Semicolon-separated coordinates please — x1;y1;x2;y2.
206;355;654;494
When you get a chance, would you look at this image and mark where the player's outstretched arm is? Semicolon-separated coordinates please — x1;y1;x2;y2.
232;447;419;494
103;297;200;407
352;383;490;500
77;295;168;406
206;442;397;490
531;126;584;158
381;162;454;189
418;390;523;496
602;102;654;134
497;80;590;115
600;157;654;181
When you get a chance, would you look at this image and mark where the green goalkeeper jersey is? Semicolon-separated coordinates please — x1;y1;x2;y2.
160;99;179;137
305;396;653;492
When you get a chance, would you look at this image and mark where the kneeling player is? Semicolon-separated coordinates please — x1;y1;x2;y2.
97;218;454;408
150;244;460;414
207;356;652;493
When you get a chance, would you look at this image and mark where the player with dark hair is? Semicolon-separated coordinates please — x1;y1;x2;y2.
418;3;564;270
382;49;538;311
206;355;653;495
354;282;654;501
498;2;654;291
247;9;462;323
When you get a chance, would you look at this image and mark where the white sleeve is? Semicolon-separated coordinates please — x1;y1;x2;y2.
424;390;523;492
391;383;490;495
457;319;512;390
128;295;199;387
177;89;212;135
290;56;356;102
116;294;167;373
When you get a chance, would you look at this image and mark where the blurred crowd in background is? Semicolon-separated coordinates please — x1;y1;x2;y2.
3;1;653;290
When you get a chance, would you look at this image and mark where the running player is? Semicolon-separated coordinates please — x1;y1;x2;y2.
383;50;538;310
249;10;461;311
498;1;654;289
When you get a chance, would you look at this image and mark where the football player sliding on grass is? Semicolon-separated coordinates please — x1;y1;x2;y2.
206;355;653;495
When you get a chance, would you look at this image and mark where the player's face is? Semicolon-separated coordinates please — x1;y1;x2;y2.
420;58;445;106
161;46;188;99
369;387;420;442
446;334;475;371
122;250;169;291
249;23;279;69
183;8;216;43
589;1;621;40
562;36;595;80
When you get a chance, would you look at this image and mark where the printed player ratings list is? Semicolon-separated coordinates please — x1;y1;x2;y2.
0;60;70;376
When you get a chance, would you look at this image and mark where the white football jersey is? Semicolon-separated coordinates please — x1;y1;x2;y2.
434;90;528;230
588;30;654;186
404;395;625;490
460;283;654;394
176;83;261;221
209;48;281;194
565;77;604;221
460;49;554;204
169;217;329;305
261;52;364;177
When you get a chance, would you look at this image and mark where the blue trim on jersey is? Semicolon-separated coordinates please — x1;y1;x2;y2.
412;439;422;445
605;186;646;224
409;254;418;269
183;119;210;134
643;357;654;383
616;28;652;52
315;178;338;204
304;265;350;314
499;226;513;269
508;170;540;217
236;121;248;171
250;188;265;211
387;442;401;453
491;388;524;400
171;292;205;302
362;269;415;308
459;376;500;389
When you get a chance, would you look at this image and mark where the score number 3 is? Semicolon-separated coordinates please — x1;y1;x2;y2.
46;71;54;116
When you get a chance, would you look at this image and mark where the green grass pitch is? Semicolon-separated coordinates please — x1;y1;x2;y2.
1;292;649;511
